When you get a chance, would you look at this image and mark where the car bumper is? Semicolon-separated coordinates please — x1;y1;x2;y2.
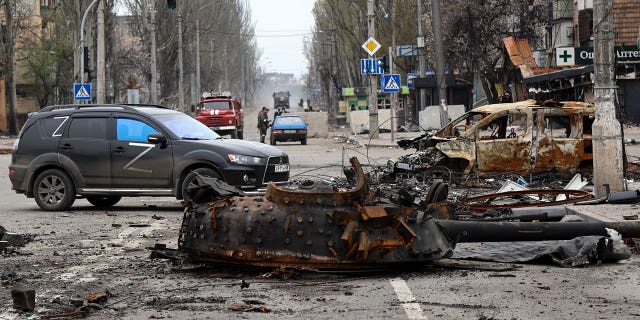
272;133;306;142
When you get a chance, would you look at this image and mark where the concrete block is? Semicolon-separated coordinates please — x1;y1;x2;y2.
419;105;466;130
11;287;35;312
286;112;328;138
348;109;394;134
79;240;96;249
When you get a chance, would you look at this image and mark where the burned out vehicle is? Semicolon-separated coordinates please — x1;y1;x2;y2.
393;100;595;177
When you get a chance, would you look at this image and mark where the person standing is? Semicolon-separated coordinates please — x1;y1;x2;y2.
257;106;270;143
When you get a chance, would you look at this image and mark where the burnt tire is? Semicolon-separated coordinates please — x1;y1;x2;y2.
33;169;76;211
86;196;122;208
181;168;221;203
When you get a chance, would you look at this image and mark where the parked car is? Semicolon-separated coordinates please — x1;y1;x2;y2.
392;100;595;178
9;104;290;211
270;114;308;145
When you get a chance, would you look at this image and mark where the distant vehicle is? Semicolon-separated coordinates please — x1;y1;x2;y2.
392;100;595;178
194;93;244;139
270;114;308;145
9;104;289;211
273;91;290;109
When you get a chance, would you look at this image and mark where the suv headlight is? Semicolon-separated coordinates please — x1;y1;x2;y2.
228;154;264;165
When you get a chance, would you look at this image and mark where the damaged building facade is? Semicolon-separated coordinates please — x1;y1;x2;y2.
501;0;640;121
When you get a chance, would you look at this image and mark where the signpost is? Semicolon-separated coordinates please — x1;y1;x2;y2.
407;73;417;89
360;59;384;75
74;83;92;101
381;74;401;93
361;36;381;56
396;45;417;57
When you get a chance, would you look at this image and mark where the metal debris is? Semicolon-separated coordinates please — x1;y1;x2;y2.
179;157;455;270
393;100;596;178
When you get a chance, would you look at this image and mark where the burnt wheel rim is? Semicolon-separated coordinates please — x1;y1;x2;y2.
37;175;66;206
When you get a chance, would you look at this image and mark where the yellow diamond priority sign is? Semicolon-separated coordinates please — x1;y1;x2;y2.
361;37;381;56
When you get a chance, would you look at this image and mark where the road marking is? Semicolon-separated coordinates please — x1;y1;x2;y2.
389;277;428;320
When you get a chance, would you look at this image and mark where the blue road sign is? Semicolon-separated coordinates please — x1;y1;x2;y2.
381;74;401;93
360;59;384;75
407;73;418;89
396;45;417;57
74;83;92;101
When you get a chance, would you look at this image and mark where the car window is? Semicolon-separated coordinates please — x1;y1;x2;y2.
116;118;158;142
151;112;220;140
41;116;70;137
199;101;230;111
544;116;572;138
275;117;305;125
478;114;526;139
68;117;108;140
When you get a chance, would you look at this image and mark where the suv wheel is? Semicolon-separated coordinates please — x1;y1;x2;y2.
87;196;122;208
33;169;76;211
230;129;238;139
237;130;244;140
181;168;222;203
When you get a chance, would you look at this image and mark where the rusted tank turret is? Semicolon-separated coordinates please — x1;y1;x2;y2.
179;158;455;270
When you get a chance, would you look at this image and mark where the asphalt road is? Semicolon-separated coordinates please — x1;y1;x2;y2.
1;126;640;319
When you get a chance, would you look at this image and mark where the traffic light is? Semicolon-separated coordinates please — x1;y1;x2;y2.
381;55;389;72
167;0;176;10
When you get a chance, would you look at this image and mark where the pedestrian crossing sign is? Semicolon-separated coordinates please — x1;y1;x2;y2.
381;74;401;93
74;83;92;101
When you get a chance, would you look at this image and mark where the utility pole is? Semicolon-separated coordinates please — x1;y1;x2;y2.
592;0;625;197
416;0;425;111
178;0;185;111
96;0;105;104
196;14;201;99
5;0;18;134
367;0;379;138
432;0;446;103
150;0;158;104
390;0;396;142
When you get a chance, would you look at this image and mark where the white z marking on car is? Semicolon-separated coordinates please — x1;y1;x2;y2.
52;116;70;137
122;142;155;173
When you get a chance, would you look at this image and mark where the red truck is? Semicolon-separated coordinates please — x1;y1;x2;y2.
194;93;244;139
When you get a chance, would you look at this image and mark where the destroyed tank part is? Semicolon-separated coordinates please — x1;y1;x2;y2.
464;189;593;211
179;157;455;270
184;173;246;205
437;220;640;243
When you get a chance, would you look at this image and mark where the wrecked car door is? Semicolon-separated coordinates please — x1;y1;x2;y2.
533;109;590;175
475;110;532;174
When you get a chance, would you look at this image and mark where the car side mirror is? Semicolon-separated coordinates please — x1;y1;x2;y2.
148;133;167;146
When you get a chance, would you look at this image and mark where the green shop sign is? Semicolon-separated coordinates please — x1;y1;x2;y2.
575;46;640;65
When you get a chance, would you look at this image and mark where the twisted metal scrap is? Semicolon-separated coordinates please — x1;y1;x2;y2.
465;189;593;211
179;157;454;270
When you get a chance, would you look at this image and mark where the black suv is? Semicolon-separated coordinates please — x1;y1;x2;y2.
9;104;290;211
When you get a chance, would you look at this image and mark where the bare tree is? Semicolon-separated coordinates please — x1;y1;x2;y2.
309;0;544;105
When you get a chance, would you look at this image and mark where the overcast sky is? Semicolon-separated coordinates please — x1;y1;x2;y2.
247;0;316;78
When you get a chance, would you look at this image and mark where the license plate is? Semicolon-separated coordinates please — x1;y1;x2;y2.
274;164;289;173
284;130;296;133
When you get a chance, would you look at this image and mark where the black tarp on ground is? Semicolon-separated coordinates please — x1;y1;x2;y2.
451;233;631;267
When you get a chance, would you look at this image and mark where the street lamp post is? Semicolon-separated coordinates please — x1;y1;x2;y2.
79;0;100;84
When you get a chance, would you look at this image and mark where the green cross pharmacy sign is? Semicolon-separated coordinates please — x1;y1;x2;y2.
555;46;640;66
